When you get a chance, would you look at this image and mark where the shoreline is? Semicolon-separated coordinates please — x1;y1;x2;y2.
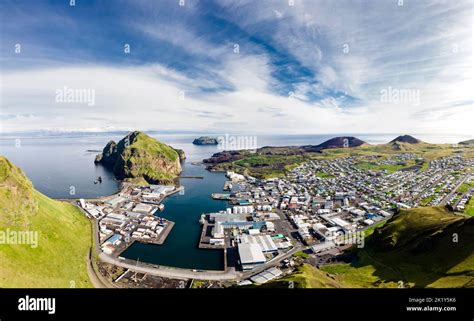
64;169;231;279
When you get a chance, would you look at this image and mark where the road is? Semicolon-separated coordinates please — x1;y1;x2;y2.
99;253;238;281
440;174;470;205
240;245;306;279
86;210;117;288
86;249;113;288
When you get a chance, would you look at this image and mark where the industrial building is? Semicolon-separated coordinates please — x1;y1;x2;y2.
240;234;278;253
238;243;266;270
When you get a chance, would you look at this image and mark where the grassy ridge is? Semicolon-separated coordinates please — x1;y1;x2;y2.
130;132;178;162
255;264;341;288
121;132;181;183
0;156;92;288
321;207;474;288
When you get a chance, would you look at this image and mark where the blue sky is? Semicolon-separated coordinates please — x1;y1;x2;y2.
0;0;472;134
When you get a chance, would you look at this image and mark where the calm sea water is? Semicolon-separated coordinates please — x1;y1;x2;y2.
1;132;471;270
121;163;228;270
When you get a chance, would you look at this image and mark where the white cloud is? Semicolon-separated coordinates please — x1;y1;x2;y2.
1;0;472;136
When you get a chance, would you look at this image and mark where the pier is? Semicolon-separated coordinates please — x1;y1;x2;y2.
110;220;174;257
211;193;230;200
198;219;225;250
165;185;185;196
154;221;174;245
223;181;233;191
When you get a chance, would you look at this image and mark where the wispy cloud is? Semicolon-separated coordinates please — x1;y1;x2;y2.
0;0;472;135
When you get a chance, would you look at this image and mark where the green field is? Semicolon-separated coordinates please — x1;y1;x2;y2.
457;181;474;193
315;171;335;179
293;251;310;259
0;156;92;288
464;198;474;216
232;154;306;178
356;162;410;173
258;264;341;288
420;195;435;206
363;220;387;237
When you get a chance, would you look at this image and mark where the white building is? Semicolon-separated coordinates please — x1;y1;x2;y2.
240;234;278;253
238;243;266;270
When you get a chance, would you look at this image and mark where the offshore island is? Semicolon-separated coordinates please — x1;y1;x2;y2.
193;136;220;145
1;132;473;288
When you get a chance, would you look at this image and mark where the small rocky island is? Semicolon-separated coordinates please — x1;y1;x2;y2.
95;131;184;185
192;136;219;145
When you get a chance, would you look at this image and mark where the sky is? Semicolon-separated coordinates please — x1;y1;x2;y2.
0;0;472;135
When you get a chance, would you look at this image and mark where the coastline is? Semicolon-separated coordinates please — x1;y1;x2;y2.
64;169;231;281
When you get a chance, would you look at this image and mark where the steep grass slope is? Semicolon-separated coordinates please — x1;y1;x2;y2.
0;156;92;288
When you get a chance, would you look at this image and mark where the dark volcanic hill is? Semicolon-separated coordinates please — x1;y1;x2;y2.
390;135;421;144
459;139;474;146
303;136;367;152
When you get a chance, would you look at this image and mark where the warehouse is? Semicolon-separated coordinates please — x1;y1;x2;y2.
240;234;278;253
132;203;154;213
106;196;126;207
238;243;266;270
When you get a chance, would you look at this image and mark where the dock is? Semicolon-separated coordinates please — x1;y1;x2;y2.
113;220;175;258
136;220;175;245
223;181;233;191
211;193;231;200
166;186;185;196
155;221;174;245
198;219;225;249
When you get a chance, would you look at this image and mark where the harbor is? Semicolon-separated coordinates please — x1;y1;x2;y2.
119;163;227;271
79;184;181;257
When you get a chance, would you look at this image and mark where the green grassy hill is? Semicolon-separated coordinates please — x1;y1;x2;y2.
95;131;182;184
0;156;92;288
321;207;474;288
257;264;341;288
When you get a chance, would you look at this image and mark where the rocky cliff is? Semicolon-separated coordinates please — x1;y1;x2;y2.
95;131;182;185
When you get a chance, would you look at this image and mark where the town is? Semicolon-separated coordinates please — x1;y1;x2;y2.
198;153;473;285
78;153;473;287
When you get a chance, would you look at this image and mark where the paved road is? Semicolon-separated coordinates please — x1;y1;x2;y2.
86;249;112;288
99;253;238;280
240;245;306;279
440;174;470;205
